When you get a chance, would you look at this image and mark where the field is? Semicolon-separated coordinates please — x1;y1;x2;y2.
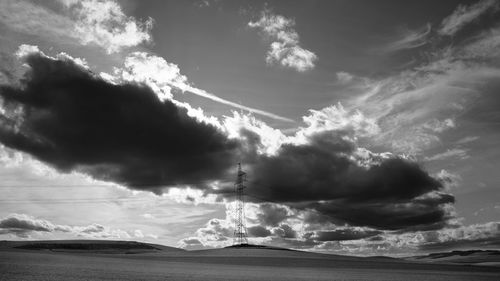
1;241;499;281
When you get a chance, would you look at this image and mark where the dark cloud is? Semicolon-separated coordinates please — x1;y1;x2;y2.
272;224;297;239
244;130;454;231
308;196;454;231
0;50;455;232
315;229;382;241
249;134;442;203
247;225;271;237
0;52;239;192
255;203;289;227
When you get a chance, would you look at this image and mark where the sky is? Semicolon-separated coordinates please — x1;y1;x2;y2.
0;0;499;256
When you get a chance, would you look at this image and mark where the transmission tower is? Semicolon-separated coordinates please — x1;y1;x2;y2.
233;163;248;245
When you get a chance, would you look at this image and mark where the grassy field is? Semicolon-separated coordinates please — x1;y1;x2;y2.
1;241;499;281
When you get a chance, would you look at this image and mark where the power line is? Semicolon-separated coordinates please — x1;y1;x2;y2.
0;177;287;206
0;179;234;188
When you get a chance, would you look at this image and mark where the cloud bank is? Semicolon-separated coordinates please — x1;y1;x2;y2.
0;50;239;192
0;213;148;239
0;46;454;235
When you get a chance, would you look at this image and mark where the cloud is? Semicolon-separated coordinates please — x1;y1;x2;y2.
0;49;240;193
386;23;432;52
347;45;500;155
60;0;153;53
117;52;293;122
0;0;152;54
422;118;455;133
185;218;233;248
248;9;317;72
0;46;455;235
0;213;146;239
297;103;380;142
425;148;469;162
244;125;453;230
0;1;76;43
0;213;60;233
254;203;290;227
336;72;354;84
438;0;499;36
435;169;462;190
419;222;500;251
335;2;500;156
455;136;479;144
248;225;272;237
272;224;297;239
314;228;381;241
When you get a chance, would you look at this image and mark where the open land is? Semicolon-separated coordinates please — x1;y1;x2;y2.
1;240;499;281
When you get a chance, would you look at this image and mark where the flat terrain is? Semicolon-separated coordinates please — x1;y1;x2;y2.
1;241;499;281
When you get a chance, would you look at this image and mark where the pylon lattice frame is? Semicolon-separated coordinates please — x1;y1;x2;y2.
233;163;248;245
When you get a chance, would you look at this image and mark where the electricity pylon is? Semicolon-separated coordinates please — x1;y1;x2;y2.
233;163;248;245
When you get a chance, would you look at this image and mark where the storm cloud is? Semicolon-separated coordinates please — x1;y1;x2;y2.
0;49;455;232
244;129;454;231
0;51;239;192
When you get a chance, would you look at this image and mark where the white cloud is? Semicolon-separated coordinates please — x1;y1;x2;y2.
249;10;317;72
435;169;462;190
336;72;354;84
59;0;153;53
163;187;220;205
344;50;500;155
142;213;155;219
223;112;287;155
455;136;480;144
425;148;469;161
117;51;187;101
386;23;432;51
439;0;499;36
423;221;500;246
295;103;380;144
423;118;456;133
0;0;152;54
0;213;156;240
115;52;293;123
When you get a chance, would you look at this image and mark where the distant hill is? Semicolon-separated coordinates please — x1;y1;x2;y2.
406;250;500;267
225;243;295;251
0;240;184;254
2;240;499;267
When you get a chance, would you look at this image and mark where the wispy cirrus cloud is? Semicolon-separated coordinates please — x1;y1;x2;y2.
248;9;317;72
438;0;499;36
386;23;432;52
0;0;153;54
425;148;469;162
346;18;500;155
